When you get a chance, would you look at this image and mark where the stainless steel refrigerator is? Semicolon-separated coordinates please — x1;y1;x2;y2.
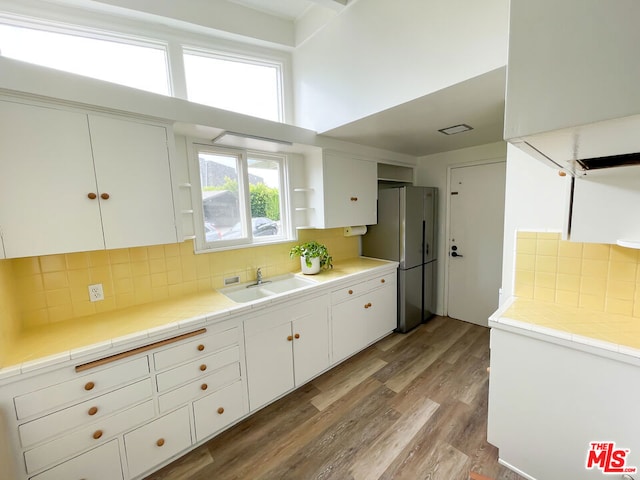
362;186;437;333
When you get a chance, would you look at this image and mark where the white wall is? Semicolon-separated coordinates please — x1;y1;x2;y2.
293;0;509;132
416;142;507;315
500;144;570;302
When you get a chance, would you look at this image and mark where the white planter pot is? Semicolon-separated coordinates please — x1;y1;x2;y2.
300;256;321;275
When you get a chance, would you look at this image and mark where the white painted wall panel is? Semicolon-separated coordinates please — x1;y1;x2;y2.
293;0;509;132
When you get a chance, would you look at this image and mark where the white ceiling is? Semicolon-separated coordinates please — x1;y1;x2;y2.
227;0;313;20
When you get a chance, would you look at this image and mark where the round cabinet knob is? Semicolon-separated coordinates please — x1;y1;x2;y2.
558;170;567;177
294;333;300;339
197;344;205;351
381;279;385;283
84;381;95;391
156;438;165;447
100;193;110;200
87;192;97;200
92;430;103;440
350;197;358;201
200;364;207;371
364;303;372;309
201;383;208;391
348;289;353;295
287;335;293;342
88;406;98;416
217;407;225;415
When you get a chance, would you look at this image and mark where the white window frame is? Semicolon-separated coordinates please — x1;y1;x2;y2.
189;141;293;252
182;46;285;122
0;14;172;96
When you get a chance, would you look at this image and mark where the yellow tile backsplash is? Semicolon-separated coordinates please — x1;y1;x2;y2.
0;228;358;331
514;232;640;317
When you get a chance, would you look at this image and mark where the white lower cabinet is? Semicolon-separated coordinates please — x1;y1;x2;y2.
331;272;397;363
124;406;192;479
193;380;245;442
244;295;330;410
30;440;124;480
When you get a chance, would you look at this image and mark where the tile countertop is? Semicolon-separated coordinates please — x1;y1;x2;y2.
0;257;397;377
490;296;640;362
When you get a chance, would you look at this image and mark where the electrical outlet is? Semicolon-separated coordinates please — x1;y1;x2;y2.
88;283;104;302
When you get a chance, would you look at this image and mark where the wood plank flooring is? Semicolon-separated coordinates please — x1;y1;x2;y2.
146;317;525;480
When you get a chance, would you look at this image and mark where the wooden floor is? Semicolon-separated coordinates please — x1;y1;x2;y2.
146;317;524;480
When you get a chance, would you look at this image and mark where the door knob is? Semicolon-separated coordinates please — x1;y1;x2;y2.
451;251;464;257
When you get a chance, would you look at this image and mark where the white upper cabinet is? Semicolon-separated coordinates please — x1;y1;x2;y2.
505;0;640;173
0;99;178;258
296;150;377;229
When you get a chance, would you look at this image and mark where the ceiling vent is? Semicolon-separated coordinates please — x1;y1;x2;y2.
438;124;473;135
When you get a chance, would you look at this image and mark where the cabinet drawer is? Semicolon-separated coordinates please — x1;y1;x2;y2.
331;281;367;304
156;346;239;392
24;400;154;474
124;406;192;479
153;326;240;371
158;363;241;414
19;378;152;448
30;439;123;480
364;272;396;291
15;357;149;420
194;380;246;442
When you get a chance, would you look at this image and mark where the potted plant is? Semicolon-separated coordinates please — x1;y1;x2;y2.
289;240;333;274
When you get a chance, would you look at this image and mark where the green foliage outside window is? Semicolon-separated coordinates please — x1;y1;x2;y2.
203;177;280;221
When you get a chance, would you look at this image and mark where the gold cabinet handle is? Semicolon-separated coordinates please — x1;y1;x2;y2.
100;193;110;200
381;278;385;283
201;383;208;391
348;289;353;295
88;406;98;416
87;192;97;200
199;364;207;371
197;344;205;351
287;335;293;342
294;333;300;339
92;430;103;440
156;438;165;447
217;407;225;415
364;303;372;309
350;197;358;201
84;381;95;391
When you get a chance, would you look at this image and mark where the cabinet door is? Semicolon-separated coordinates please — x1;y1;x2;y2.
366;283;397;343
30;439;123;480
193;380;246;442
332;297;369;364
0;100;104;257
245;319;294;411
322;153;377;228
88;115;177;249
292;305;329;386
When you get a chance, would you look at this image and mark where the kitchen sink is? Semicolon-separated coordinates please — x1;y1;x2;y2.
219;274;317;303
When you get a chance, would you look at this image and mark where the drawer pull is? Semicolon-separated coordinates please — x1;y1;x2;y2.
294;333;300;339
88;406;98;416
350;196;358;201
199;364;207;372
92;430;103;440
87;192;97;200
156;438;165;447
84;381;95;391
201;383;208;391
364;303;372;309
287;335;293;342
381;279;385;283
348;289;353;295
217;407;225;415
197;344;205;351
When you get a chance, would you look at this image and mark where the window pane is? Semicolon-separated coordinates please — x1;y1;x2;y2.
247;157;281;240
0;23;170;95
199;152;244;242
184;51;281;122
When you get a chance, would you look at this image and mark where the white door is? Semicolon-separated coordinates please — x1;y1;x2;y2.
447;162;506;326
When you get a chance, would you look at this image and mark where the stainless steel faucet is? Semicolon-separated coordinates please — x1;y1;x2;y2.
256;267;263;285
